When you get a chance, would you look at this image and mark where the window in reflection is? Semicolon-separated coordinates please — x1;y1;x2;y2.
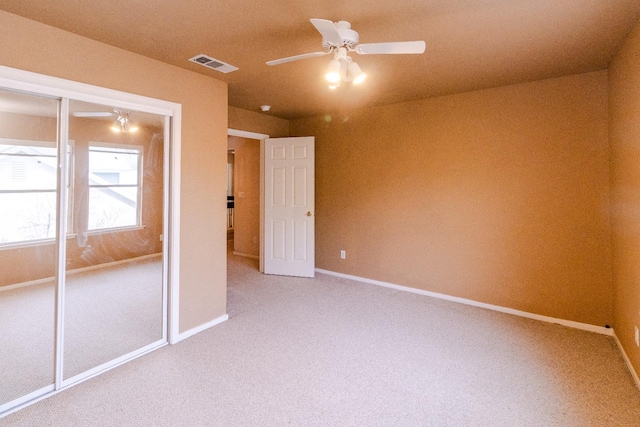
88;144;142;231
0;141;73;245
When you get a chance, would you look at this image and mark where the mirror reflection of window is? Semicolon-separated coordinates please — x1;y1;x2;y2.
88;144;142;231
0;140;73;245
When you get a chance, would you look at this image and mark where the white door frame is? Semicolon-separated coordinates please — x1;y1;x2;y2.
227;128;269;272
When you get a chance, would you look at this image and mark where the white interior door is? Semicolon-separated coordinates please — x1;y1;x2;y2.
263;137;314;277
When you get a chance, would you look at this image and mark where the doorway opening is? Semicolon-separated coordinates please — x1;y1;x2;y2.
227;149;235;242
226;129;268;267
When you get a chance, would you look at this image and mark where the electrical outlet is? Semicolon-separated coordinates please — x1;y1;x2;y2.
340;250;346;259
635;326;639;347
253;236;258;244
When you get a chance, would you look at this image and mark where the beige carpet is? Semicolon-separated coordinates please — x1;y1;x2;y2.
0;257;163;407
2;247;640;426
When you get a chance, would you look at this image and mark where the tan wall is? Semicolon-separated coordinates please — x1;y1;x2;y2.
0;11;228;332
229;106;289;137
228;136;260;258
291;71;612;327
609;19;640;375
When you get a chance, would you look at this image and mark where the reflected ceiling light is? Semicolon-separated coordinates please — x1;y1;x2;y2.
111;111;138;133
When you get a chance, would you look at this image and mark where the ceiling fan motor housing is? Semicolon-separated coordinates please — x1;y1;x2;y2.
322;21;359;49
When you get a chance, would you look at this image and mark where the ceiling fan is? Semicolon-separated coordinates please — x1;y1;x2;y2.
72;110;115;118
72;109;139;133
266;19;426;88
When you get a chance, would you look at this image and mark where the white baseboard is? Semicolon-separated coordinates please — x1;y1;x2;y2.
0;276;53;293
0;253;163;292
174;314;229;344
232;251;259;260
315;268;613;336
69;252;162;275
613;332;640;390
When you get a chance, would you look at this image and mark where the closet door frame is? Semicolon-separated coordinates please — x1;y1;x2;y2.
0;64;181;415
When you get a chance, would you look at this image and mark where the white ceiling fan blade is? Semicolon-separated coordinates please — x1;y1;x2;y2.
266;51;329;66
310;18;343;46
72;111;114;117
355;41;426;55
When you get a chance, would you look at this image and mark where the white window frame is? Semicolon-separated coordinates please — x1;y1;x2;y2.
87;142;144;233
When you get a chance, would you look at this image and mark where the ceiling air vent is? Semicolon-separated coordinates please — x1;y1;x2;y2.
189;54;238;73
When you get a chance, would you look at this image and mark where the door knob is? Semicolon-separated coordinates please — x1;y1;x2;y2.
307;211;313;217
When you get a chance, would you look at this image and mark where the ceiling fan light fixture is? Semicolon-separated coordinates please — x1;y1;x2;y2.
353;72;367;85
111;112;138;133
348;62;367;85
111;119;123;133
266;18;426;93
325;59;341;83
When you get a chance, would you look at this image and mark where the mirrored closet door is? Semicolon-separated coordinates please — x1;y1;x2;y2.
0;87;170;414
0;89;60;409
63;100;167;381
